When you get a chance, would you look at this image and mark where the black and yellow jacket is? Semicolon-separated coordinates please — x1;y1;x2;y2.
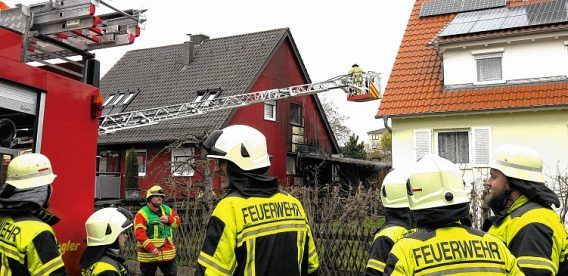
81;254;128;276
488;195;567;275
0;215;66;276
196;192;318;276
365;208;415;276
383;224;523;275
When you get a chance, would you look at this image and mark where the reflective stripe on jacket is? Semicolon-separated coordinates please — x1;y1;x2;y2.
488;195;567;275
0;215;66;276
384;224;523;276
196;192;319;276
366;225;417;275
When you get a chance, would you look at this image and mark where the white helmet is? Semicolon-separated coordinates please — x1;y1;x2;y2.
381;169;410;208
407;154;469;210
203;125;270;171
85;207;133;246
6;153;57;189
490;144;544;183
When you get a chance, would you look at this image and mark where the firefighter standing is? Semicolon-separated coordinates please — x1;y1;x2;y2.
383;154;522;275
134;185;181;276
196;125;319;275
365;169;415;276
80;207;133;276
348;64;364;95
0;153;66;275
483;144;567;275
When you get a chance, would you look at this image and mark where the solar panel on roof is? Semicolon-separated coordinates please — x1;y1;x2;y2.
440;0;568;37
420;0;506;17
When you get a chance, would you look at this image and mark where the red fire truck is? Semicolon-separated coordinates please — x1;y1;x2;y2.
0;1;144;274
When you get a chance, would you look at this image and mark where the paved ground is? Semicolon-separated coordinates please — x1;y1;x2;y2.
126;260;195;275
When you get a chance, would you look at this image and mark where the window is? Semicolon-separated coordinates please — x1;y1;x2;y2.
135;150;147;177
437;131;469;164
264;100;276;121
112;94;125;105
103;95;115;106
475;53;502;82
290;103;302;125
195;88;222;103
171;148;195;177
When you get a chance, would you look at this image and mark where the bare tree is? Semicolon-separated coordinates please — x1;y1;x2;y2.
546;164;568;223
319;96;352;145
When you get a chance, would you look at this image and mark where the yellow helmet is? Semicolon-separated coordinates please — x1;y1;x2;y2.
490;144;544;183
203;125;270;171
381;169;410;208
85;207;133;246
6;153;57;189
146;185;165;199
407;154;469;210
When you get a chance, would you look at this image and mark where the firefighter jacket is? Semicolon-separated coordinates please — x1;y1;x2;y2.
366;208;415;276
196;192;319;276
488;195;567;275
383;224;523;276
81;254;128;276
134;204;180;263
0;215;66;276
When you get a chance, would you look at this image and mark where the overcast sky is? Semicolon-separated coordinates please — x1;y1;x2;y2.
7;0;415;143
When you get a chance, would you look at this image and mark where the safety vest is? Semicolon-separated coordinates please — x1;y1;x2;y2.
0;215;66;276
136;204;176;262
488;195;567;275
81;255;128;276
196;192;319;276
366;224;417;275
384;224;523;275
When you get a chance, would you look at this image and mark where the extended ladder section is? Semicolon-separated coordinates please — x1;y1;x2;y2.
0;0;145;80
98;72;381;134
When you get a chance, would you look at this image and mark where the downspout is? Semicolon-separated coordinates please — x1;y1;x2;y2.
428;40;444;84
383;115;392;134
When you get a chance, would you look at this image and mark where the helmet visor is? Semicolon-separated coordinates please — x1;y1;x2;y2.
203;130;227;157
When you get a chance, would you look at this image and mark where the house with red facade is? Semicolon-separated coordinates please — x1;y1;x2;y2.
378;0;568;185
96;28;384;199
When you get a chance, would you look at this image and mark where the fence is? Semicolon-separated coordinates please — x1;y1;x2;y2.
98;184;384;275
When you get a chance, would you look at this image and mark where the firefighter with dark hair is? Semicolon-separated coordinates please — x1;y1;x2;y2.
365;168;415;276
134;185;181;276
0;153;66;275
196;125;319;275
80;207;133;275
484;144;567;275
348;64;364;95
383;154;522;275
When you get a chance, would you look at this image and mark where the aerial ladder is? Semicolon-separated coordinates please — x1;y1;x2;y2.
0;0;146;81
98;71;382;134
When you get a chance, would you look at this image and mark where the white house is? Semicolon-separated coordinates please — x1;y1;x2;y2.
377;0;568;185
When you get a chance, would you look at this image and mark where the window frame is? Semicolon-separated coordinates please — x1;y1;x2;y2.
474;52;504;84
171;148;195;177
135;149;147;177
290;103;303;126
434;129;471;165
264;100;277;121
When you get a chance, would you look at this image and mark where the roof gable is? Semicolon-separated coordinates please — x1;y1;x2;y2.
98;28;289;144
378;0;568;118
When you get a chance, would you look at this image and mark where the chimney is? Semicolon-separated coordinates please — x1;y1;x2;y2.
183;34;209;66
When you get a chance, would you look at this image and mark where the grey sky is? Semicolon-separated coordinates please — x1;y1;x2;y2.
6;0;414;143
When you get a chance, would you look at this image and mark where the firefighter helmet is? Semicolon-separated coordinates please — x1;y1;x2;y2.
407;154;468;210
203;125;270;171
146;185;166;199
381;169;410;208
85;207;133;246
490;144;544;183
5;153;57;189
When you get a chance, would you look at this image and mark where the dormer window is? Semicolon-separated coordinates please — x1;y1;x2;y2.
475;53;503;82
